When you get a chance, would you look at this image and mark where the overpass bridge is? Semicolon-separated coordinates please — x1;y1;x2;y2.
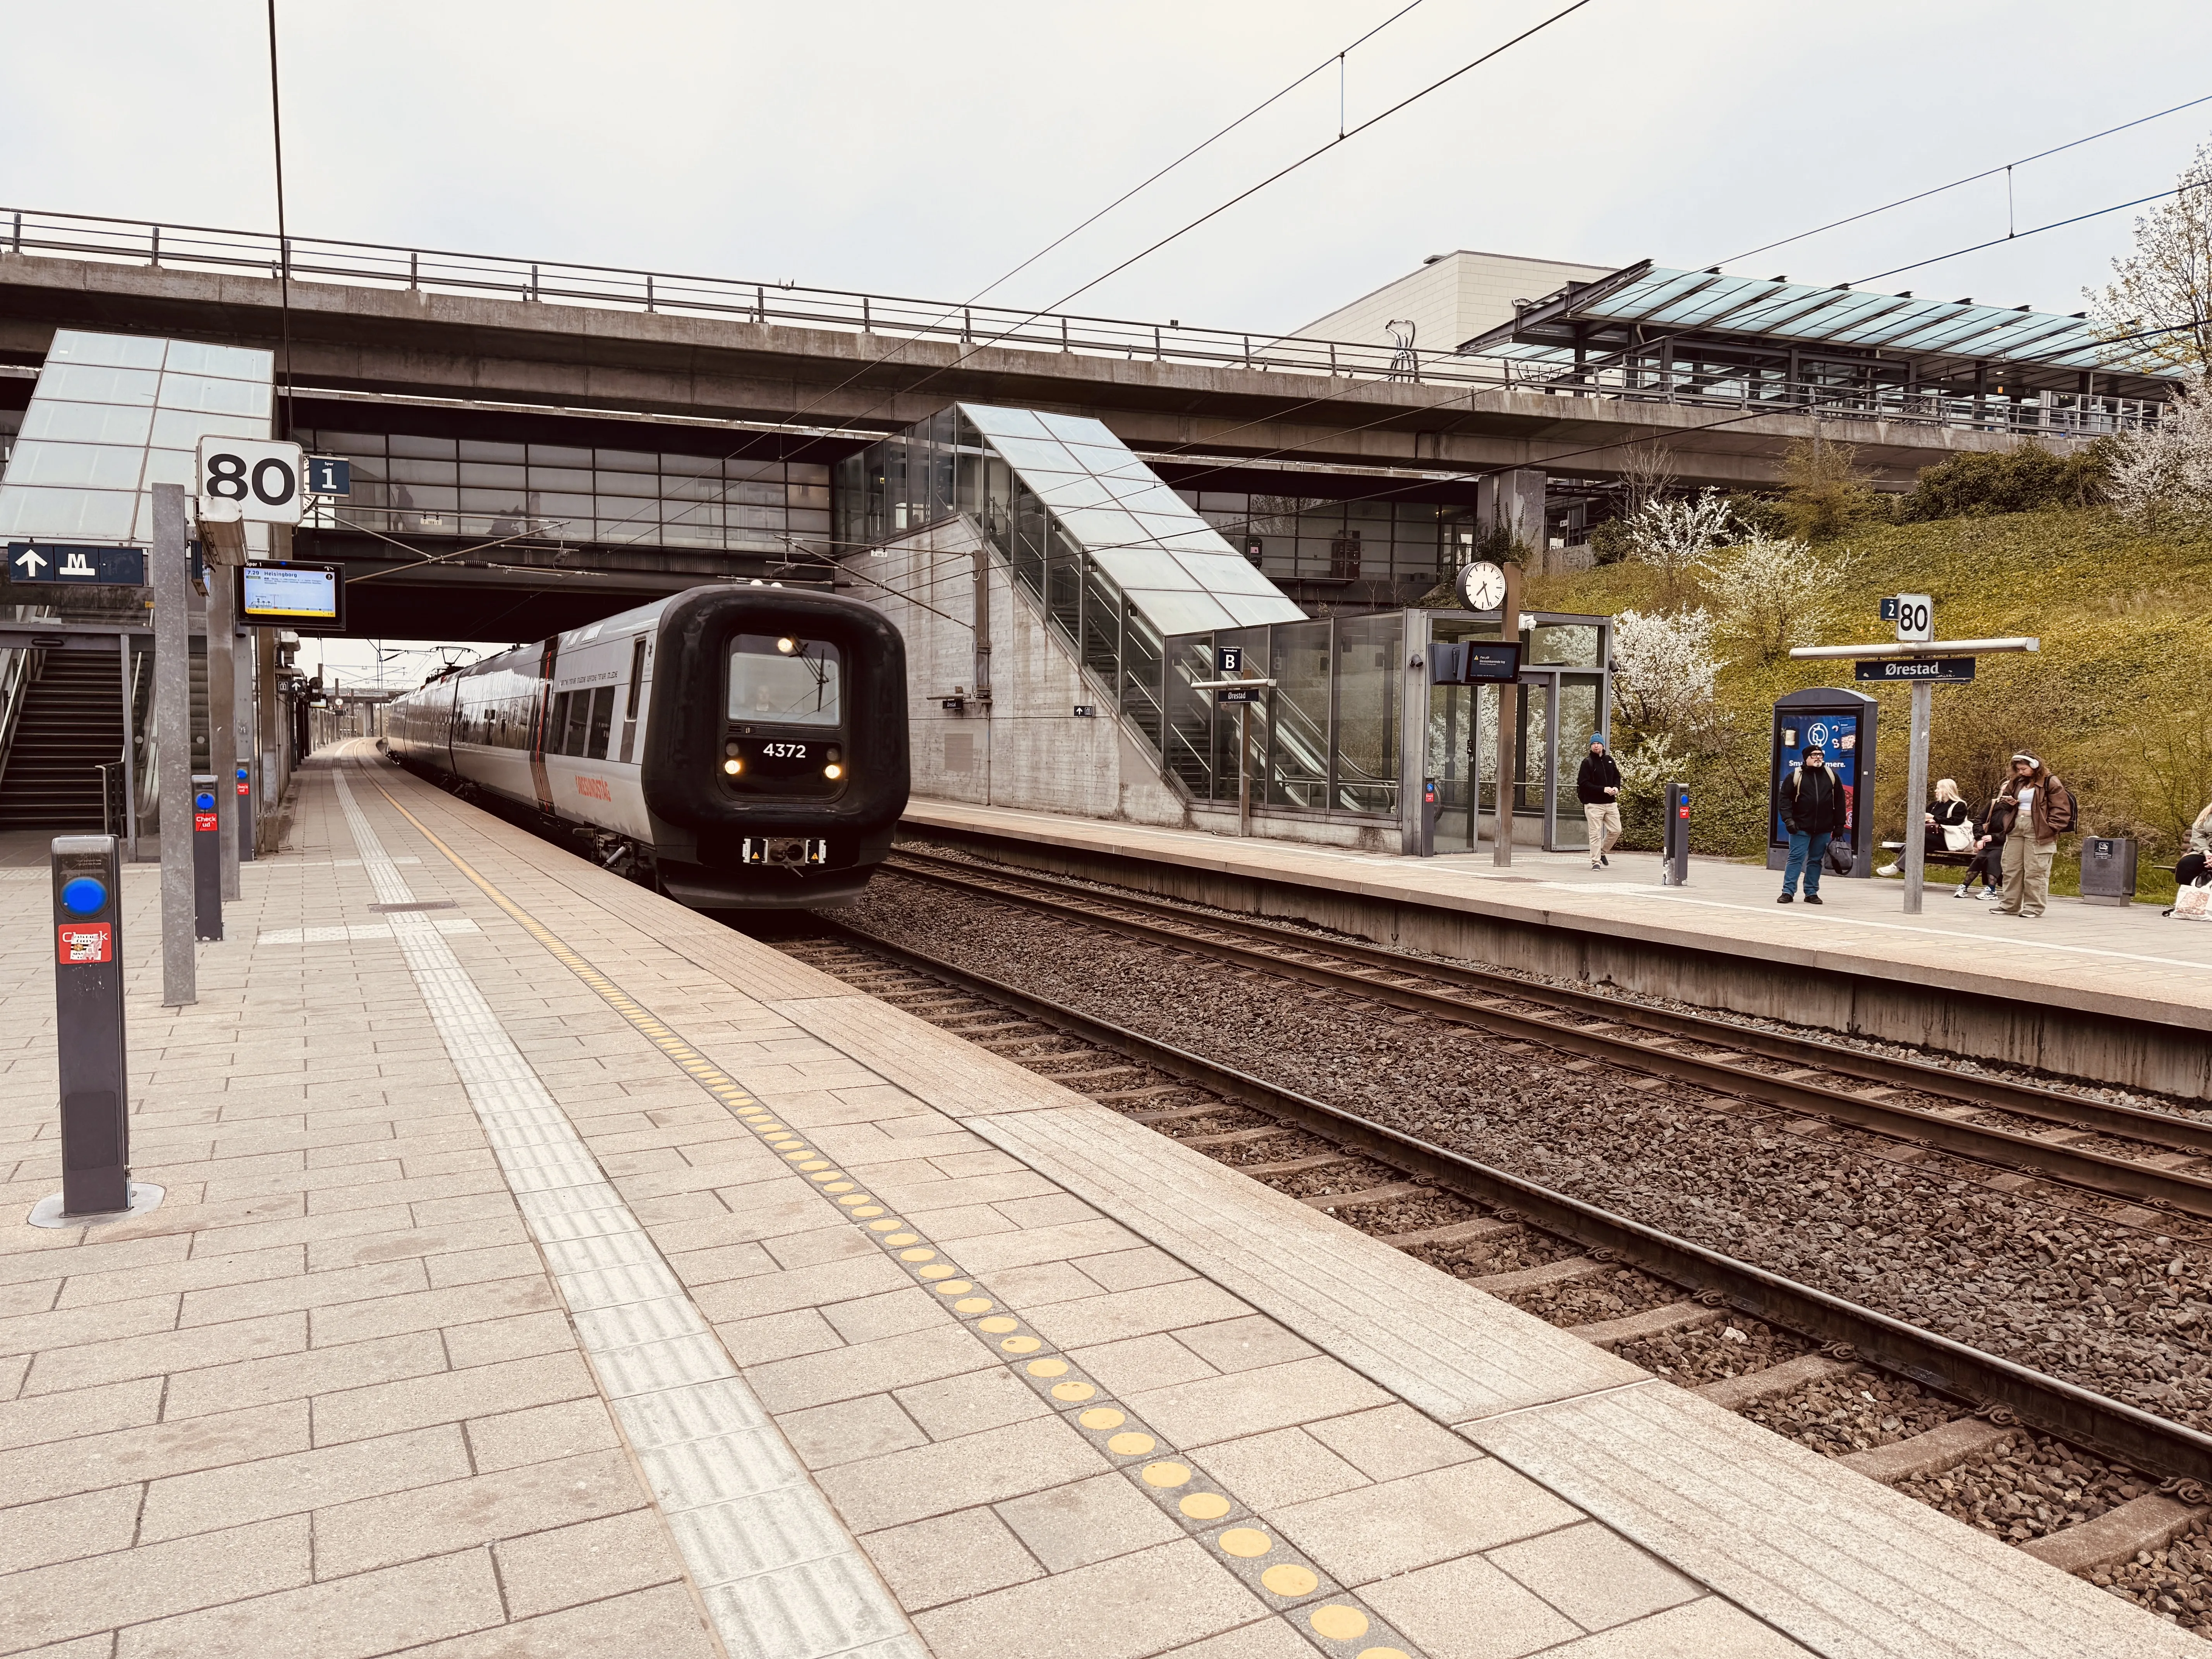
0;208;2160;639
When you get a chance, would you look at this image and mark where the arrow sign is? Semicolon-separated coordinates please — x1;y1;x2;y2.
6;543;148;585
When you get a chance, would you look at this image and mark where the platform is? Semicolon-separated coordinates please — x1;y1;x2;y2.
901;799;2212;1100
0;750;2194;1659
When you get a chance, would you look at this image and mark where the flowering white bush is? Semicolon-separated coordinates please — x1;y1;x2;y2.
1697;532;1850;658
2110;379;2212;529
1611;607;1724;749
1623;489;1734;601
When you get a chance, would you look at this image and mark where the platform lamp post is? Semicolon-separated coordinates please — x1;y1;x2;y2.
1790;615;2039;915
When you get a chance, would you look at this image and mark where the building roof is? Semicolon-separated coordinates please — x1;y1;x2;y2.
1459;262;2182;393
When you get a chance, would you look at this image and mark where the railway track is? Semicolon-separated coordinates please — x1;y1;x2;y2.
776;915;2212;1513
881;846;2212;1222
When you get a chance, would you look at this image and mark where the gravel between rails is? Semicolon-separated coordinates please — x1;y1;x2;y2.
839;874;2212;1433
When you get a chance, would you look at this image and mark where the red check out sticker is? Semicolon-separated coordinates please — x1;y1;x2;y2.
194;811;218;831
57;924;112;964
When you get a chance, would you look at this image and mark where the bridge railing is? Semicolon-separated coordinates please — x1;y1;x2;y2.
1;207;2164;438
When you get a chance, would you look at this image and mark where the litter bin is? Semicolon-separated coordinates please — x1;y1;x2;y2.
2080;837;2138;907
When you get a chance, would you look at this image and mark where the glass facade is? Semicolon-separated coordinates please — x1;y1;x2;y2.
0;330;273;550
297;430;831;554
1172;491;1469;588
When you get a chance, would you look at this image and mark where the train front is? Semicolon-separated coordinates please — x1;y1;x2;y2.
640;586;908;909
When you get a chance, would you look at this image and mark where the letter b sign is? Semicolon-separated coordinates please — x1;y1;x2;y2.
196;438;305;526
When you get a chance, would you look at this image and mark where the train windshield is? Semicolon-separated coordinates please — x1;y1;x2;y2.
727;634;842;727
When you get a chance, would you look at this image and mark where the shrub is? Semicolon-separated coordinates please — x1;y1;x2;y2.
1777;439;1884;540
1902;440;2116;520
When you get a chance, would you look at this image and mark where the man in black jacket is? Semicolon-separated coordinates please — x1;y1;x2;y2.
1576;735;1623;870
1776;745;1850;904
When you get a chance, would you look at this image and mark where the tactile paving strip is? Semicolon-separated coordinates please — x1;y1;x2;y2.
370;773;1434;1659
332;770;924;1659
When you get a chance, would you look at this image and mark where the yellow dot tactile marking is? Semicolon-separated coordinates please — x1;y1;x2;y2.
953;1298;993;1314
1310;1606;1370;1641
1026;1359;1069;1379
934;1279;974;1295
917;1264;955;1280
366;781;1431;1659
900;1249;936;1262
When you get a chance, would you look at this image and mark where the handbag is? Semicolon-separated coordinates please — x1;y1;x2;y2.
1824;838;1855;876
1942;818;1975;853
2174;881;2212;922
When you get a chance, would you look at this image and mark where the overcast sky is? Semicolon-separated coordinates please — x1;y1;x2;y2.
6;0;2207;677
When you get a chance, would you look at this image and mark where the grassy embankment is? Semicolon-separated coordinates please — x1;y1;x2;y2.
1528;507;2212;905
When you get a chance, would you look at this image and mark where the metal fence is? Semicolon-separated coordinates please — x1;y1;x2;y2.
2;207;2166;438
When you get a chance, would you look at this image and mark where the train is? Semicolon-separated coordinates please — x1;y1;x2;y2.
383;584;908;909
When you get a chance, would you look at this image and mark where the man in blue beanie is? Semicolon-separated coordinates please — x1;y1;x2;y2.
1576;734;1622;869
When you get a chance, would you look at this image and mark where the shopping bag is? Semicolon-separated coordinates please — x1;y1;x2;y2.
2174;881;2212;922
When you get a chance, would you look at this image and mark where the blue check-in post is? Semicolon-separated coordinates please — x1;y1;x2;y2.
50;837;132;1216
191;776;223;941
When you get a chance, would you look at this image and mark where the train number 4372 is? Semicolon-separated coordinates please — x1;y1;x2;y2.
761;742;808;758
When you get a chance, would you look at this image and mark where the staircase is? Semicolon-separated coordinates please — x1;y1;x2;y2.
0;653;125;831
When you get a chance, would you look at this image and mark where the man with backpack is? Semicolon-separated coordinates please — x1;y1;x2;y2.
1777;744;1850;904
1988;752;2075;919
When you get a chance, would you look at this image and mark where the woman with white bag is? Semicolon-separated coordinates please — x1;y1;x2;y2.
2172;799;2212;920
1925;779;1973;859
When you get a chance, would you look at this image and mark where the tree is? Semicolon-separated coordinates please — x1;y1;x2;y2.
1776;437;1882;540
2110;377;2212;527
1610;607;1726;750
2088;138;2212;379
1697;532;1850;659
1622;489;1732;605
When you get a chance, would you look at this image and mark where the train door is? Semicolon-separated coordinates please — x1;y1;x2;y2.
527;639;558;813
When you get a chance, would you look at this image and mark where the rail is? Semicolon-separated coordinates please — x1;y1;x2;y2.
813;915;2212;1490
2;207;2163;438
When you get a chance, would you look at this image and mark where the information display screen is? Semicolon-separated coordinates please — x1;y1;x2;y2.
238;561;345;633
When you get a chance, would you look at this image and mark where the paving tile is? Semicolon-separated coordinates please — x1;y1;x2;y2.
777;1392;929;1470
1176;1315;1320;1374
1360;1553;1585;1659
821;1286;952;1346
0;1402;309;1507
163;1331;447;1420
1487;1520;1702;1632
1067;1333;1216;1396
817;1413;1112;1533
1302;1402;1484;1484
1185;1426;1369;1511
304;1216;528;1273
174;1259;429;1327
1023;1279;1253;1349
112;1545;504;1659
745;1322;992;1414
893;1365;1056;1442
1124;1355;1393;1447
311;1352;595;1445
137;1425;471;1542
1074;1245;1199;1293
1271;1460;1582;1587
494;1509;685;1619
977;1260;1104;1309
21;1310;304;1396
307;1276;555;1346
994;1469;1185;1572
758;1224;879;1272
0;1484;143;1573
666;1239;781;1287
1154;1621;1323;1659
1534;1598;1815;1657
443;1309;574;1369
7;1516;311;1654
914;1537;1262;1659
713;1306;844;1366
313;1449;644;1577
463;1396;622;1474
862;1504;1045;1612
0;1376;163;1453
425;1242;544;1288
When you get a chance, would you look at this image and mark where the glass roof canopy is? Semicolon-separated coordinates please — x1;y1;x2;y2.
1459;261;2181;395
0;329;276;551
959;405;1304;635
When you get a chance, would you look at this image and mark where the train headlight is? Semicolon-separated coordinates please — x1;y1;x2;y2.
776;636;798;654
823;763;844;780
723;757;743;775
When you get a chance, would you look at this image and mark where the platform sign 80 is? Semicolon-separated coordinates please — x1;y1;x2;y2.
196;438;306;526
